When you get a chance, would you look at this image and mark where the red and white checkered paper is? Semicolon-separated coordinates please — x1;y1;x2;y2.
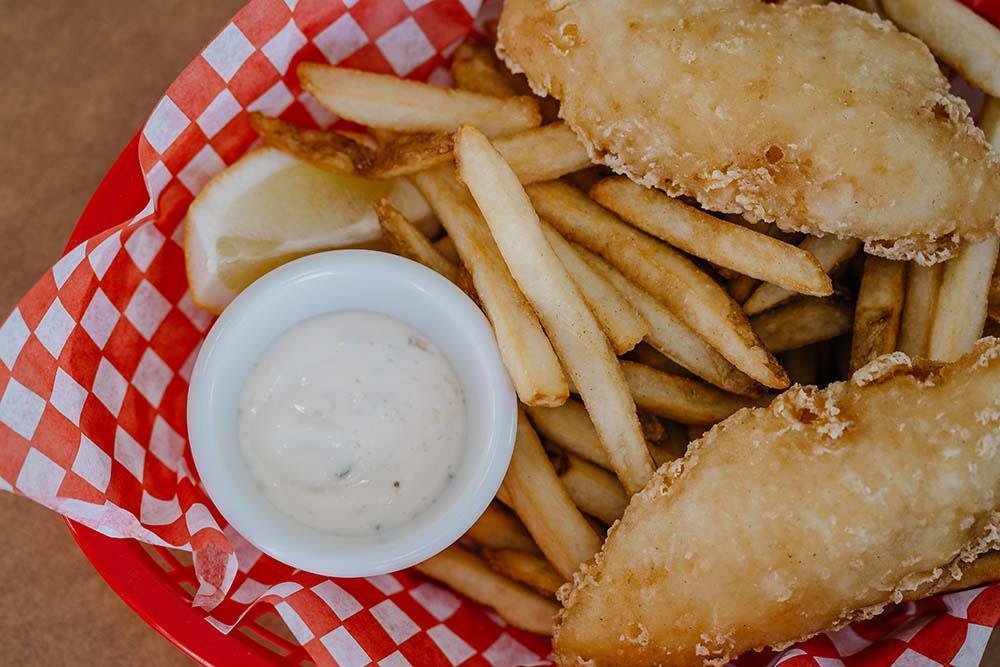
1;0;998;665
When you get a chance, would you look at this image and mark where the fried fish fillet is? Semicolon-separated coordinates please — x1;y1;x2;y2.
555;338;1000;666
498;0;1000;264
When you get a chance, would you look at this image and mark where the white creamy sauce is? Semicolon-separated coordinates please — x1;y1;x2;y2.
238;311;466;536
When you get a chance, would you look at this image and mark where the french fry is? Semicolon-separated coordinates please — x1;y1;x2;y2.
556;453;629;525
780;346;821;386
850;255;907;372
898;263;943;359
541;223;648;354
637;411;666;444
451;42;528;97
433;235;459;263
299;64;541;137
927;238;999;362
990;272;1000;322
374;199;459;281
415;545;558;635
501;412;602;580
410;165;568;406
455;126;654;494
882;0;1000;97
904;551;1000;601
728;273;760;304
619;360;755;425
527;180;788;389
743;236;861;315
591;177;832;297
649;441;683;467
752;298;854;354
482;548;564;596
526;400;608;468
493;123;591;185
579;246;765;396
465;503;541;554
627;342;690;377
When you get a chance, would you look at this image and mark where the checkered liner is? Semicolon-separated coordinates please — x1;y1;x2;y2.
0;0;997;665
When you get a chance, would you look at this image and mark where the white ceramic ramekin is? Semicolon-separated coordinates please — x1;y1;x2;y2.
187;250;516;577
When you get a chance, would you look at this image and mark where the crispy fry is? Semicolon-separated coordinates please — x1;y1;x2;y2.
410;166;568;405
619;360;755;425
452;42;528;97
493;123;591;185
465;503;540;554
502;412;602;580
850;256;907;371
882;0;1000;97
626;342;690;376
415;544;558;635
579;246;764;396
455;126;654;493
728;273;760;304
753;298;854;354
483;548;564;595
374;199;458;281
299;64;541;137
541;223;648;354
433;235;459;263
637;411;666;444
898;263;943;359
744;236;861;315
528;180;787;389
526;400;608;468
990;273;1000;322
927;238;999;362
557;453;629;525
591;177;832;297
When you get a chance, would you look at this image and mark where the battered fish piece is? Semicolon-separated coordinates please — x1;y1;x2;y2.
555;339;1000;666
498;0;1000;264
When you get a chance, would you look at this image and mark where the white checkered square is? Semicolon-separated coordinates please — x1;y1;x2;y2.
459;0;480;18
197;89;243;138
379;652;412;667
114;426;146;480
88;231;122;279
282;0;298;8
93;358;128;414
268;582;304;598
298;91;337;127
50;368;88;426
0;308;30;369
124;280;171;340
80;288;120;348
262;20;307;73
72;434;111;492
319;626;370;667
484;633;538;667
34;298;75;359
0;379;46;440
371;599;419;644
146;161;173;202
185;502;217;535
16;448;65;498
149;416;184;471
140;490;183;525
367;574;403;596
314;12;368;64
177;292;213;333
952;622;992;665
410;582;461;621
52;243;87;288
223;524;264;573
231;577;270;604
275;601;315;644
376;17;436;77
890;648;941;666
145;96;190;154
124;223;166;272
202;23;255;82
427;624;475;665
247;80;294;115
132;349;173;407
178;145;226;195
312;580;363;620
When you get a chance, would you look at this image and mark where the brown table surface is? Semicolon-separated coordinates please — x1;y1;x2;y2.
0;2;243;664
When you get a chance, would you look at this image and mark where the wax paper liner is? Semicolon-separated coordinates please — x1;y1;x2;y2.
1;0;998;665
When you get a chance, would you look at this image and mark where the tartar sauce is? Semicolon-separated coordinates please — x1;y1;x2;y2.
238;311;466;536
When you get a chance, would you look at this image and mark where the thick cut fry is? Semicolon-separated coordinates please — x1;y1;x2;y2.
502;413;602;580
898;263;943;359
580;246;764;396
465;503;540;554
526;400;608;469
455;126;654;493
410;166;567;405
556;341;1000;665
451;42;527;97
541;224;648;354
299;64;541;137
433;235;459;263
493;123;592;185
527;181;787;389
619;360;755;425
591;177;831;297
927;238;999;362
557;453;629;525
627;342;689;377
753;298;854;354
882;0;1000;97
850;256;907;372
991;273;1000;322
483;548;564;595
415;545;557;635
744;236;861;315
373;199;458;281
728;273;760;304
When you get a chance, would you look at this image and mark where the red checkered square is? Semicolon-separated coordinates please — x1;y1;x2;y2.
233;0;294;47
